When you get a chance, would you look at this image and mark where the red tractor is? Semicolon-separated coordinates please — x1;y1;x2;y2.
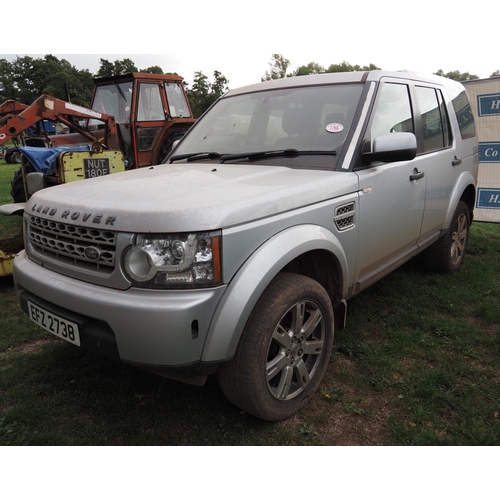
0;72;195;202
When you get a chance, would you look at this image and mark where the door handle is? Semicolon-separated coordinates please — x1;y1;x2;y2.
452;156;462;166
410;170;425;181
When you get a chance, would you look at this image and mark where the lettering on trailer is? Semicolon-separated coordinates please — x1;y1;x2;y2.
477;92;500;116
477;188;500;210
479;142;500;163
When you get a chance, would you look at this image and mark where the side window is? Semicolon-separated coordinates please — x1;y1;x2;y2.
370;83;413;140
415;86;451;153
137;127;161;151
137;83;166;121
165;82;191;118
451;90;476;140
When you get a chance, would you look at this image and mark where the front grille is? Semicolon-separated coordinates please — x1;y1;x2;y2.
334;202;355;231
28;216;117;271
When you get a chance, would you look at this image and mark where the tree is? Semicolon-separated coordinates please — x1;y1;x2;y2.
261;55;381;80
292;61;325;76
0;58;17;101
0;55;95;106
326;61;380;73
490;70;500;77
262;54;291;81
187;70;230;118
40;55;94;106
139;65;164;74
210;70;230;99
95;58;138;78
435;69;479;82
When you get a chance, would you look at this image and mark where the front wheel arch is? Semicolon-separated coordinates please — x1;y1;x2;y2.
201;225;348;363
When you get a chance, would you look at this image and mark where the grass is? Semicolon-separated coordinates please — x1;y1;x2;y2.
0;162;23;252
0;157;499;445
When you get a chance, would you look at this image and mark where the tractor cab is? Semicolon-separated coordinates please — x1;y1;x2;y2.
90;73;195;168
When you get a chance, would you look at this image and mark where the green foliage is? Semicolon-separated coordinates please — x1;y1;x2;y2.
264;54;494;84
263;54;381;79
326;61;381;73
0;55;231;124
139;65;164;74
435;69;479;82
0;55;95;107
95;58;139;78
292;61;325;76
262;54;292;81
187;70;230;118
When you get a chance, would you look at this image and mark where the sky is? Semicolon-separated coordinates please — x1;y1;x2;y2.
1;0;498;90
0;0;500;88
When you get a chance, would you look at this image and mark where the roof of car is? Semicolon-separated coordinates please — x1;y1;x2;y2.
225;70;463;97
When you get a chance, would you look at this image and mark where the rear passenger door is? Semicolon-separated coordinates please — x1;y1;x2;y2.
412;85;456;244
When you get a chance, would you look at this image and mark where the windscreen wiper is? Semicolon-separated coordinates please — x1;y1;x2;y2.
218;149;336;164
113;82;127;102
168;151;221;163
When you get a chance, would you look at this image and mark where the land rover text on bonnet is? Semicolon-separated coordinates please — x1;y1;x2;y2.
14;71;479;421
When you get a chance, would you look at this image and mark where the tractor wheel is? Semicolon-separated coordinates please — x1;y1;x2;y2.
10;169;26;203
10;150;21;164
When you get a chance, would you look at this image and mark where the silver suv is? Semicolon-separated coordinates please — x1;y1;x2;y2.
14;71;478;421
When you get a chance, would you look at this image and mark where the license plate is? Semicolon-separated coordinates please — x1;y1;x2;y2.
84;158;110;179
27;301;81;346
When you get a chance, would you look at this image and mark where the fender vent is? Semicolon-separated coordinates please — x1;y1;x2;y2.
334;202;355;231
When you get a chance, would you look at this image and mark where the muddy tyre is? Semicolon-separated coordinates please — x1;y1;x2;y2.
10;168;26;203
217;272;334;421
422;201;470;273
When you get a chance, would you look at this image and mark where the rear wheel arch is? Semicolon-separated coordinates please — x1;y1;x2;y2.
460;183;476;222
443;174;476;230
422;200;471;273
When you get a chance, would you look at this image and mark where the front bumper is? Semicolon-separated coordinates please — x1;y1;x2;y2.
14;251;227;373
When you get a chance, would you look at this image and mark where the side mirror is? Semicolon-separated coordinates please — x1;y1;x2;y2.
363;132;417;163
162;140;181;164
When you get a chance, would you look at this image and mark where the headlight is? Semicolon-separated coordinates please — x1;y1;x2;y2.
123;231;222;288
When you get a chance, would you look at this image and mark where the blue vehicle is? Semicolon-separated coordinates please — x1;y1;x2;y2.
26;120;57;136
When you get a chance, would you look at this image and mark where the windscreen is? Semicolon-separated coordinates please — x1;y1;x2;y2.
174;84;364;157
92;81;133;124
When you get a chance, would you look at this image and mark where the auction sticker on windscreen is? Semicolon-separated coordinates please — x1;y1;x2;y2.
326;122;344;133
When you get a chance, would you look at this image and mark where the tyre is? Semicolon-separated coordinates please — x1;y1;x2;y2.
217;272;334;421
10;168;26;203
11;151;21;164
422;201;470;273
